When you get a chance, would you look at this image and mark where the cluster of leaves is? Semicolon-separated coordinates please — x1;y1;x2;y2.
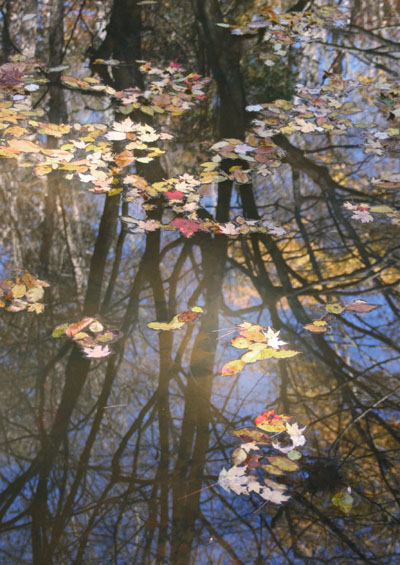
0;56;290;240
343;201;400;224
0;58;207;194
52;317;121;358
304;299;379;333
219;4;348;67
0;271;49;314
147;306;203;330
123;214;274;238
221;323;300;376
218;410;306;505
64;60;210;117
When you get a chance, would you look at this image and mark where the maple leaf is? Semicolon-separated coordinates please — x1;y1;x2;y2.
168;218;208;238
263;327;286;349
218;466;250;495
82;344;112;358
352;209;373;223
218;222;240;235
259;487;290;504
255;410;290;432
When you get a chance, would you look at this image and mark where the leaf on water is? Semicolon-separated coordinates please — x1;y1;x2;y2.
325;303;345;315
221;359;245;376
89;321;104;333
52;323;69;338
27;302;44;314
270;349;300;359
303;320;328;333
65;317;95;338
262;464;285;476
332;490;354;513
288;450;302;461
11;283;26;298
6;299;28;312
8;138;41;153
267;456;299;472
259;487;291;504
345;300;379;313
231;336;251;349
82;345;112;359
96;330;121;343
218;465;250;495
231;427;273;444
147;320;184;331
26;286;44;303
255;410;290;433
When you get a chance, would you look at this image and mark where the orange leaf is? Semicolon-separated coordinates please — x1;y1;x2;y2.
221;359;245;376
65;317;95;338
8;138;41;153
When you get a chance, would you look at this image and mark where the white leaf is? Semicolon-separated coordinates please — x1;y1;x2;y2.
218;466;250;495
259;487;290;504
82;345;111;358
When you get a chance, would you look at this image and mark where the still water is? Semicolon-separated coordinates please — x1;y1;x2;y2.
0;1;400;563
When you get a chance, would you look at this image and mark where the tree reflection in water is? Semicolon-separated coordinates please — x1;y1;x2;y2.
0;0;400;563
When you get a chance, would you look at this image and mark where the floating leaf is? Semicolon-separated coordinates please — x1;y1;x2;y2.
255;410;290;433
52;323;69;338
325;303;345;315
288;450;302;461
267;456;299;472
221;359;245;376
26;286;44;303
231;336;251;349
65;317;95;337
303;320;328;333
332;490;354;513
345;300;379;313
11;284;26;299
82;345;112;358
231;427;273;444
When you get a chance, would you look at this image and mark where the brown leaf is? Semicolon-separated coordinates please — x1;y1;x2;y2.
345;300;379;313
65;317;95;338
231;427;273;444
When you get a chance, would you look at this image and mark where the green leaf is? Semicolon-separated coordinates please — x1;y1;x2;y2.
288;450;302;461
325;303;345;315
332;490;354;513
267;456;299;472
52;323;69;338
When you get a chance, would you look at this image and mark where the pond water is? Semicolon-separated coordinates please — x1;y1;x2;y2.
1;1;400;563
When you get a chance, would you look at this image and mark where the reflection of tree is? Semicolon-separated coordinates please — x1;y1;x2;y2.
0;0;400;563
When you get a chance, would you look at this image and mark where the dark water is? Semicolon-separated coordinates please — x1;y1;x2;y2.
1;1;400;564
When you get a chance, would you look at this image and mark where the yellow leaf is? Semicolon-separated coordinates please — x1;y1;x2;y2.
231;336;251;349
26;286;44;302
27;302;44;314
12;283;26;298
325;303;345;314
8;138;41;153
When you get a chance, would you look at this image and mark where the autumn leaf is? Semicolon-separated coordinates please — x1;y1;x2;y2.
8;138;41;153
303;320;328;333
52;323;69;338
231;427;273;444
221;359;245;376
255;410;290;433
82;345;112;358
11;283;26;299
267;456;299;472
345;300;379;313
65;317;95;338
